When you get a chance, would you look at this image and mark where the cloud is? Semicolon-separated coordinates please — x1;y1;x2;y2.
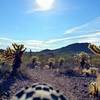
0;17;100;51
78;37;100;44
59;16;100;46
64;17;100;35
0;31;99;51
64;23;88;34
0;38;53;51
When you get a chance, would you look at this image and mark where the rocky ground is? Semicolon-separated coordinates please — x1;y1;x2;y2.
0;67;98;100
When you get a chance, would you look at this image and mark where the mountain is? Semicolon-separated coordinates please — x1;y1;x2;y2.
54;43;91;53
39;43;92;54
40;49;52;53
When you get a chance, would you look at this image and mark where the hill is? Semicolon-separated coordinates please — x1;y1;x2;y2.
39;43;92;55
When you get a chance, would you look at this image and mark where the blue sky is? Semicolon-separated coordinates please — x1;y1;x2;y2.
0;0;100;51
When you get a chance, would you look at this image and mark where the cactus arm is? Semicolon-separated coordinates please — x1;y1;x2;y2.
19;45;24;50
88;44;100;56
12;43;18;50
22;48;26;52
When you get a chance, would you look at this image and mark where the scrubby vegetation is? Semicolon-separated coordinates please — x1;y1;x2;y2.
88;44;100;98
0;43;100;100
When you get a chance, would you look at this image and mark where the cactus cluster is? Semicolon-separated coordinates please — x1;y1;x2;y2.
81;67;98;76
75;52;90;69
88;74;100;97
0;43;26;76
88;44;100;97
11;43;26;75
79;52;90;61
2;47;14;63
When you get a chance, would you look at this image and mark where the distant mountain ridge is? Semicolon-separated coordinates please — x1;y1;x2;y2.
40;43;92;54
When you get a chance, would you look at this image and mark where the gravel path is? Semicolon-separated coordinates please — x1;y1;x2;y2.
0;68;97;100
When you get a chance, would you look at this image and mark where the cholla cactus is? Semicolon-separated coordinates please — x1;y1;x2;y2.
11;43;26;75
88;81;98;96
89;74;100;97
88;44;100;97
88;44;100;56
58;57;65;67
0;44;25;75
82;67;98;76
79;52;90;68
48;58;55;69
31;56;39;68
79;52;89;61
2;47;14;64
74;52;90;75
0;48;14;78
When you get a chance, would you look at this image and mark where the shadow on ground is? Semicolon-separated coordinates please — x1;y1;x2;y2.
60;69;97;78
0;72;29;99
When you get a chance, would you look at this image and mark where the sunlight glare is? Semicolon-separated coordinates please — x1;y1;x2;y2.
36;0;55;11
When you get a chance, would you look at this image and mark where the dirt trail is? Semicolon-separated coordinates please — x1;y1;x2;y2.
22;68;96;100
1;67;96;100
27;68;77;100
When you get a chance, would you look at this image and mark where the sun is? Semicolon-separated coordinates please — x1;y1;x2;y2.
36;0;55;11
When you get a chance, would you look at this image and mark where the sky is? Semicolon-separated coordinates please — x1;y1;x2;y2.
0;0;100;51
